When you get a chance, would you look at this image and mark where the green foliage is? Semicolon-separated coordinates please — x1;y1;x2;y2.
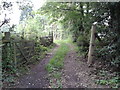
40;2;120;65
96;77;119;88
2;42;17;86
76;35;89;54
40;2;120;87
52;72;62;79
35;44;48;53
17;14;50;40
2;1;120;87
2;42;15;74
95;70;119;88
77;35;89;46
111;56;120;68
34;42;49;61
2;40;52;86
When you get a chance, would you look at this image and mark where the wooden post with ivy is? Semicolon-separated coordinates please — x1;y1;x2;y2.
3;32;10;43
87;24;96;66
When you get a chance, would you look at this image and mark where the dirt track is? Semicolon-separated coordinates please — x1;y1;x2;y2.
14;45;59;88
12;43;108;88
61;44;108;88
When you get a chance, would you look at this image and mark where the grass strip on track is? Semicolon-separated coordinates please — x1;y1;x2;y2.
46;42;69;88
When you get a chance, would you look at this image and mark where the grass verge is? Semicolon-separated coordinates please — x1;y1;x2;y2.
46;42;69;88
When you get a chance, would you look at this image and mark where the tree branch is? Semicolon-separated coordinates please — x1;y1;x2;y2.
0;19;9;28
56;8;81;12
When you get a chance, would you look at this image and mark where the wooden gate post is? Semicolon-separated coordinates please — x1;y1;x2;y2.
0;32;2;89
3;32;10;43
87;24;96;66
51;31;53;43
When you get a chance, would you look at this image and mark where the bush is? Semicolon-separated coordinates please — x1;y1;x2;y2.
35;42;48;53
76;35;89;53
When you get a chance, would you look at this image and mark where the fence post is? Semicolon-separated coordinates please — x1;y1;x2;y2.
0;32;2;88
3;32;10;43
51;31;53;43
87;24;96;66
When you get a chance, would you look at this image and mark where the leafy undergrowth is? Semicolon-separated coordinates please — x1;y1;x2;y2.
46;42;69;88
72;37;120;88
71;43;119;88
89;59;120;88
94;69;119;88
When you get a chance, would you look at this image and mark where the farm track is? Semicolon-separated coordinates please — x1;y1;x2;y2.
12;43;109;88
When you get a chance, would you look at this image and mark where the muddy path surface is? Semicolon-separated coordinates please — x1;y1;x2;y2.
14;45;59;88
62;44;108;88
